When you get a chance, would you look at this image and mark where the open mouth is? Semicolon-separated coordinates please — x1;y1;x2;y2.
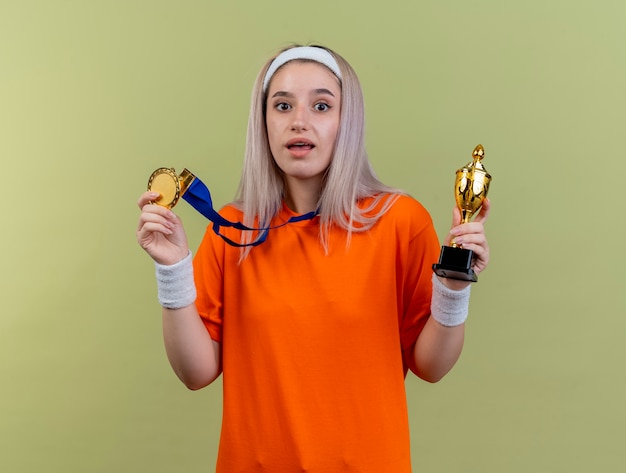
287;142;315;150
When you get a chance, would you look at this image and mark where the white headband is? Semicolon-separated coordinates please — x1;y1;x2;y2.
262;46;342;92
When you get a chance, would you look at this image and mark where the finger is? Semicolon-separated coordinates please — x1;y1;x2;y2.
452;239;489;275
450;205;462;227
473;198;491;224
138;219;174;236
460;235;490;272
452;230;487;248
452;220;485;237
472;244;490;274
139;201;178;223
443;206;463;246
136;207;176;232
137;191;161;209
136;216;175;237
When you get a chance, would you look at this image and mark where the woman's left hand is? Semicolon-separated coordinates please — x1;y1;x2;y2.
443;198;491;277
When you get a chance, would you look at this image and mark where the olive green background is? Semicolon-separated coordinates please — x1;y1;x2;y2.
2;1;624;471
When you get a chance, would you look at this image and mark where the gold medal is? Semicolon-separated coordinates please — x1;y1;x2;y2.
147;168;196;209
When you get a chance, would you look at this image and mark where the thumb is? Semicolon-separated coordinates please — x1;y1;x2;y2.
473;197;491;224
451;205;462;227
443;206;462;247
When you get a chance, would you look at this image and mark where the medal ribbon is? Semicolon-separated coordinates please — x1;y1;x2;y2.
182;177;318;247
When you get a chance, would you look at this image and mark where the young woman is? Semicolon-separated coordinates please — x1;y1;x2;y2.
136;45;490;472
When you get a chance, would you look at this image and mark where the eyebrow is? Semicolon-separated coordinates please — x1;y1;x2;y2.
271;88;336;98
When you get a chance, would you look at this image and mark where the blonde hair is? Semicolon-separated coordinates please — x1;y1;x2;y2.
235;45;401;258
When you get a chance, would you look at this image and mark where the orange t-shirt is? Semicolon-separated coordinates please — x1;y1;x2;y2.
193;194;440;472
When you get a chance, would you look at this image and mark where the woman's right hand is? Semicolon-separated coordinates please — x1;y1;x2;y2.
136;191;190;266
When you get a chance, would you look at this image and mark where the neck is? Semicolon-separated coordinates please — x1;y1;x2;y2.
283;178;322;214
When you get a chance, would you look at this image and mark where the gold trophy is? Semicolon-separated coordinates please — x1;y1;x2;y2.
433;144;491;282
147;168;196;209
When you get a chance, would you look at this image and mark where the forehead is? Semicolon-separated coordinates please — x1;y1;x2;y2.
267;60;341;94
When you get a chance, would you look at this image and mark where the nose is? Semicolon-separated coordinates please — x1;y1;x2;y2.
290;106;309;132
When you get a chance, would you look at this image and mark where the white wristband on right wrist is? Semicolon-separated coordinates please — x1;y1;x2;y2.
154;251;197;309
430;274;471;327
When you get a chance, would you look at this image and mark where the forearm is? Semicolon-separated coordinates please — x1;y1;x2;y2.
154;251;221;390
162;304;221;390
411;318;464;383
411;274;470;382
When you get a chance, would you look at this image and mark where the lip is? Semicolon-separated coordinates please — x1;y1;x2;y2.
285;138;316;158
286;137;315;148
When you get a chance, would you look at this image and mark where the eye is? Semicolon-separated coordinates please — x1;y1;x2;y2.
275;102;291;112
314;102;331;112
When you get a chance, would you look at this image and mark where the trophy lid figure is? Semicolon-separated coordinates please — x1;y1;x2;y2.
455;144;491;226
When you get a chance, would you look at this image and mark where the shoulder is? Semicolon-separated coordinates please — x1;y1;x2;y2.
388;194;430;216
198;202;243;248
356;193;435;241
379;194;433;230
218;202;244;219
373;194;436;245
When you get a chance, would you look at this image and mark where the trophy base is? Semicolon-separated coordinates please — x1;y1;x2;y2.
432;246;478;282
